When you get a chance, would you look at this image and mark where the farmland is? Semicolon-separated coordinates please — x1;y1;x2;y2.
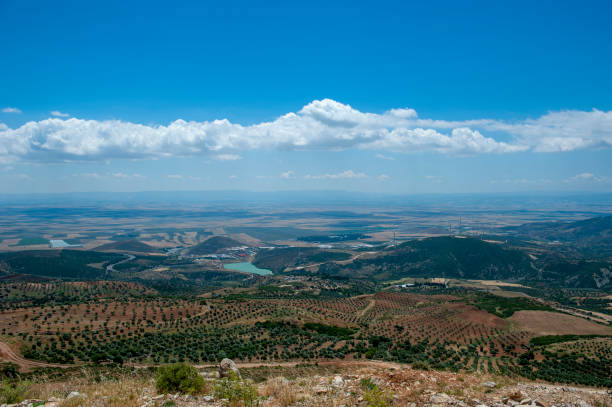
0;196;611;390
1;283;610;387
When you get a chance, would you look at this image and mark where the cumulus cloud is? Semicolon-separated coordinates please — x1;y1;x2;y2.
425;175;443;183
2;107;21;114
305;170;368;180
112;172;145;179
565;172;602;183
215;154;241;161
281;170;295;179
74;172;101;179
0;99;611;163
50;110;70;117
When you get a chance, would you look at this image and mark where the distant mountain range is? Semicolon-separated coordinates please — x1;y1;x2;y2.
93;239;158;253
315;236;611;289
187;236;244;255
502;215;612;255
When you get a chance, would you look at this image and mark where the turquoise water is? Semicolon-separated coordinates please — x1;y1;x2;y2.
224;262;272;275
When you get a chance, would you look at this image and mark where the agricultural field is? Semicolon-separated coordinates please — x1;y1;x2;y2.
1;199;611;390
1;282;610;387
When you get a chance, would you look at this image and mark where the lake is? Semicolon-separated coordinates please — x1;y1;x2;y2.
224;262;273;275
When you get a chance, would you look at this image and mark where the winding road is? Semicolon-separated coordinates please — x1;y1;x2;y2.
0;339;73;371
106;254;135;273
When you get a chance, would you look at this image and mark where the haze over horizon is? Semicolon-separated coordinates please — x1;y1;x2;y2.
1;1;611;195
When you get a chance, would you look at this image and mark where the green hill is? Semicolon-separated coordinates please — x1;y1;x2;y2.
317;236;537;282
0;250;123;280
187;236;244;255
253;247;351;272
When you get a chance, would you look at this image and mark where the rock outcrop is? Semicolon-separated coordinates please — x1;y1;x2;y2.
218;358;241;378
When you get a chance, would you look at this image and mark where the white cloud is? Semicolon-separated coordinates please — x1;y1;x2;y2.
0;99;611;163
215;154;241;161
50;110;70;117
564;172;602;183
167;174;183;179
2;107;21;114
229;175;238;179
112;172;145;179
425;175;443;183
281;170;295;179
375;153;395;160
74;172;101;179
489;178;551;185
378;174;390;180
305;170;368;180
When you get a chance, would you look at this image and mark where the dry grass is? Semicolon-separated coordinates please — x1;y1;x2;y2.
29;369;152;407
260;376;299;406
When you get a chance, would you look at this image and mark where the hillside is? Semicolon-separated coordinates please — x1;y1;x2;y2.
0;250;123;280
253;247;351;272
503;215;612;255
187;236;244;255
93;239;158;253
317;236;537;282
4;362;611;407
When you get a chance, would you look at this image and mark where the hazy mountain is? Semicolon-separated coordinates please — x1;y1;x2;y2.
503;215;612;255
187;236;245;255
93;239;158;253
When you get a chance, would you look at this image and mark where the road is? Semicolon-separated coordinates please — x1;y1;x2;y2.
106;254;135;273
285;251;375;272
0;339;73;371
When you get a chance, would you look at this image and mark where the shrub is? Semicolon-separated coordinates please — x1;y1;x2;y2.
0;363;19;379
412;360;431;371
156;363;205;395
360;378;393;407
213;373;260;407
0;379;31;404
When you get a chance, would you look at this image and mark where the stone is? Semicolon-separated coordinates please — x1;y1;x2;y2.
219;358;241;378
313;385;329;394
509;391;526;401
484;381;497;388
203;395;214;402
66;391;86;400
332;375;344;387
430;393;454;404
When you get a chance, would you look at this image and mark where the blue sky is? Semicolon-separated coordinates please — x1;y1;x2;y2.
1;0;611;194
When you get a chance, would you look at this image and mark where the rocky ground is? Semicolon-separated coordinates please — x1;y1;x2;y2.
3;363;610;407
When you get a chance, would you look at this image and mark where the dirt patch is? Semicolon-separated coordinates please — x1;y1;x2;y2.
451;303;510;329
509;310;612;336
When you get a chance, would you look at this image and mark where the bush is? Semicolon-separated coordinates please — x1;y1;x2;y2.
360;378;393;407
213;373;260;407
156;363;205;395
0;379;31;404
0;363;19;379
